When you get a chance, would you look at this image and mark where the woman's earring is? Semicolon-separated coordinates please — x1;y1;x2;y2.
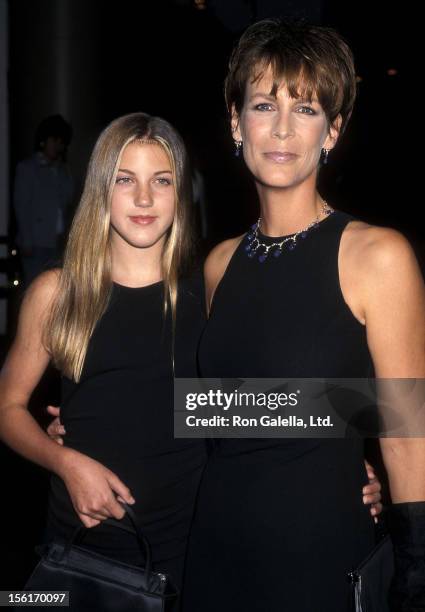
234;140;242;157
321;148;329;165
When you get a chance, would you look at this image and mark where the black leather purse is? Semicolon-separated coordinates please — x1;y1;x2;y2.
23;503;178;611
348;534;394;612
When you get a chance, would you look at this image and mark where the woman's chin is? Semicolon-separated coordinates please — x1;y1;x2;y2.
255;175;302;190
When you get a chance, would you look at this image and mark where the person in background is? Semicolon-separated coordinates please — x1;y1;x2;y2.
13;114;74;286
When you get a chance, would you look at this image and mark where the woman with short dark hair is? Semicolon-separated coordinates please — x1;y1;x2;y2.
182;18;425;611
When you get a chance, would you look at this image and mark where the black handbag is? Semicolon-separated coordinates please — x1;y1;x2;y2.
348;534;394;612
22;503;178;611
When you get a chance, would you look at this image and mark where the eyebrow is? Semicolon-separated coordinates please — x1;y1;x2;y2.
117;168;172;175
117;168;136;175
249;93;318;104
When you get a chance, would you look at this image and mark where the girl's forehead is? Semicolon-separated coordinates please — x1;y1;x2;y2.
122;141;170;162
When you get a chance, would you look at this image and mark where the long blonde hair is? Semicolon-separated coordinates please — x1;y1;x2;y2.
44;113;195;382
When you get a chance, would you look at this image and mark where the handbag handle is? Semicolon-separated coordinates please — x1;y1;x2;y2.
63;502;153;580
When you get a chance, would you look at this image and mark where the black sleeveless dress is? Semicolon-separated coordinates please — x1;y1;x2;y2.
182;211;376;612
45;273;208;606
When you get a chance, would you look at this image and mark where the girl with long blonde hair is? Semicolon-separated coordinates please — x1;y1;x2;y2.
0;112;207;610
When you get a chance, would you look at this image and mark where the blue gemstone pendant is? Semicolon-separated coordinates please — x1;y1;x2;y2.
245;205;333;262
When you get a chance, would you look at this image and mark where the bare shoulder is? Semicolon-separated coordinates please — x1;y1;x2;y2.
342;220;421;278
12;268;61;363
204;235;245;309
340;220;424;328
205;235;244;275
0;269;62;397
21;268;61;320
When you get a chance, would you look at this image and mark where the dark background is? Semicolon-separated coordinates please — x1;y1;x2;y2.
1;0;421;589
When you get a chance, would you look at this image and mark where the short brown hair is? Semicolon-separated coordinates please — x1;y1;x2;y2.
224;18;357;134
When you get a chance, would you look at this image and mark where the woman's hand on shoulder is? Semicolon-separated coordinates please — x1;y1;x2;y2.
56;448;136;528
204;235;244;314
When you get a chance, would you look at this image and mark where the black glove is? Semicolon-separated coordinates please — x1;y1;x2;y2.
387;501;425;611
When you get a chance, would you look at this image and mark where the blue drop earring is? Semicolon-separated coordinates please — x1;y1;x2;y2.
234;140;242;157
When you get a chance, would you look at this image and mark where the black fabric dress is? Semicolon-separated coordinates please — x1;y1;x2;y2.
45;272;208;609
182;211;377;612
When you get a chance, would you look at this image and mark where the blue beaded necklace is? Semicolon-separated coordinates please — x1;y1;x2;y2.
244;201;334;263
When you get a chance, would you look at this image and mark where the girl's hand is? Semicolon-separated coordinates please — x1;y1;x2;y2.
57;447;136;528
47;405;65;445
363;460;383;523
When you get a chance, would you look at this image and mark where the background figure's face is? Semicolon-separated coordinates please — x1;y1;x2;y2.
232;64;340;190
42;136;65;161
110;141;175;251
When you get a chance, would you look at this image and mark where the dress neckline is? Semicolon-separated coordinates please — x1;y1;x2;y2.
112;279;163;291
256;209;338;244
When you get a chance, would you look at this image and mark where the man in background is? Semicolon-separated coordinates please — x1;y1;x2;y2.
13;114;74;286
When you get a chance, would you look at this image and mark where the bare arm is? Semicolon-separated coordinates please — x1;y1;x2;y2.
359;228;425;500
0;270;135;526
359;227;425;607
0;270;66;471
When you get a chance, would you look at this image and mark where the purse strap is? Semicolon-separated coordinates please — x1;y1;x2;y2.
62;502;153;579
